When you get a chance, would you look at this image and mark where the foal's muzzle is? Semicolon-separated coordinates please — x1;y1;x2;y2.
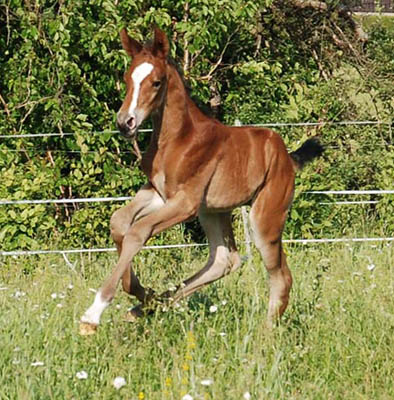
117;111;137;140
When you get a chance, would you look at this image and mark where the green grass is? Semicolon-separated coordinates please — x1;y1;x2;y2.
358;15;394;31
1;242;393;399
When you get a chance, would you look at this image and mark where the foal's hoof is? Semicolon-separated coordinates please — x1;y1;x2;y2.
79;322;98;336
123;305;144;323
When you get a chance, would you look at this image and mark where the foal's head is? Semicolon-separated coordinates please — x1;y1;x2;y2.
117;28;170;139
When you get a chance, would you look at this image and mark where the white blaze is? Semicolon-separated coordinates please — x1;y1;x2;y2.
129;62;154;114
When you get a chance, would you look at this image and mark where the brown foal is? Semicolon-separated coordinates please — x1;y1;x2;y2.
80;28;323;335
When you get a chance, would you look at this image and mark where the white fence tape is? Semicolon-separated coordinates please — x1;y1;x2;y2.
253;121;390;127
0;243;207;257
0;128;149;139
0;197;133;205
306;190;394;195
1;190;392;206
0;121;391;139
319;201;379;205
1;237;392;257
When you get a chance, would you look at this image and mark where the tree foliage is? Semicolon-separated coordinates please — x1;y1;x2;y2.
0;1;392;251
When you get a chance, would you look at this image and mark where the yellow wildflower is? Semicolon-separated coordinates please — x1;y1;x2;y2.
182;362;190;371
181;377;188;385
187;331;196;349
165;377;172;387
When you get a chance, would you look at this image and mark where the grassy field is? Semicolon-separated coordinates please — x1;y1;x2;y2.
1;241;393;399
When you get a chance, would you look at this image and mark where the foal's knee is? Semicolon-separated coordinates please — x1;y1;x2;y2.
110;209;129;244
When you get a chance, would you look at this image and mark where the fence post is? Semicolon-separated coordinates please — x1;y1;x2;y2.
234;119;253;262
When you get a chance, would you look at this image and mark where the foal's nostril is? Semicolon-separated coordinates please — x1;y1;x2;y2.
126;117;136;130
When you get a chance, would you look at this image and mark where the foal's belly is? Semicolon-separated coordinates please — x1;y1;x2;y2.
203;168;262;211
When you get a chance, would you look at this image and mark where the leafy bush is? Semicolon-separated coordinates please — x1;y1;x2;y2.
0;2;392;252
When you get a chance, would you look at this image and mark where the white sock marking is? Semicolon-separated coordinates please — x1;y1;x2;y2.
81;290;109;325
129;62;154;114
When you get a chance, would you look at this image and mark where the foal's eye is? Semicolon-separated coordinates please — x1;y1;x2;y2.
152;80;161;89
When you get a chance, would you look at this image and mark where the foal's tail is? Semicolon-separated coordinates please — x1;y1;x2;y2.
290;137;324;171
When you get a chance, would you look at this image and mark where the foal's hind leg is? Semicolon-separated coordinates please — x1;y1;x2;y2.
169;211;242;302
249;182;294;327
127;212;241;318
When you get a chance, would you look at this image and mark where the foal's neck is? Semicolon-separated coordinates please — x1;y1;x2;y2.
152;64;198;144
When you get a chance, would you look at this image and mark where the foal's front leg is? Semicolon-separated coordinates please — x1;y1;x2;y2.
110;184;164;302
79;192;198;335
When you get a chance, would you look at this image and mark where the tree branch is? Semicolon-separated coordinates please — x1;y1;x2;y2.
196;29;239;82
0;92;11;118
183;2;190;77
290;0;368;43
291;0;327;11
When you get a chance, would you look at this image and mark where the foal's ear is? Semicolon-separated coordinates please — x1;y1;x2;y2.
120;28;143;58
152;27;169;59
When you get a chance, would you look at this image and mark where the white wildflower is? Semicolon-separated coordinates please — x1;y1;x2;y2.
67;284;74;290
367;263;376;271
50;293;57;299
209;305;218;313
76;370;88;380
243;392;251;400
200;379;213;386
113;376;126;389
31;361;44;367
182;395;193;400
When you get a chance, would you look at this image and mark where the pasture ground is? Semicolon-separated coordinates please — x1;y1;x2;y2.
1;242;393;399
